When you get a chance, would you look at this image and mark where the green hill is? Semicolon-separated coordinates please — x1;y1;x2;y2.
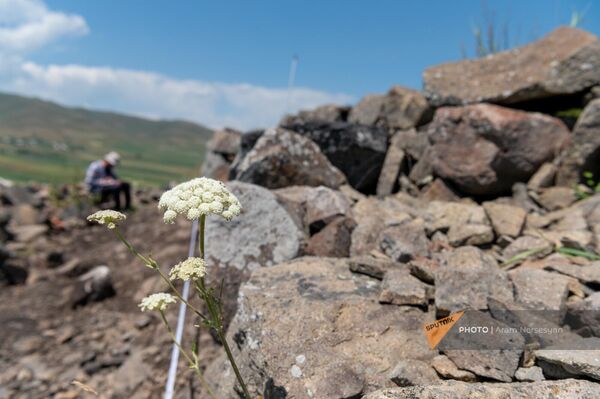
0;92;213;186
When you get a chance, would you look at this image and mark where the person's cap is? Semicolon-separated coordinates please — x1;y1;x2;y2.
104;151;121;166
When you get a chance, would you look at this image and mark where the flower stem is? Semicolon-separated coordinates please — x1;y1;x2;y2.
159;311;218;399
217;323;251;399
197;215;252;399
114;228;208;321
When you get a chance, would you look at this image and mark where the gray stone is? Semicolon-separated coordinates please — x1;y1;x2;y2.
201;128;241;180
274;185;352;233
205;181;305;323
235;127;346;189
408;257;439;284
447;223;494;247
509;269;570;322
537;187;578;211
350;197;413;257
281;104;350;125
388;359;439;387
379;269;431;307
408;147;434;185
442;311;524;382
376;133;406;196
207;257;431;398
423;27;600;106
514;366;545;382
348;256;404;280
528;163;557;191
483;202;526;238
435;247;514;314
430;355;476;382
349;86;429;131
380;219;430;262
201;151;231;181
547;262;600;285
279;120;388;193
362;379;600;399
304;216;356;258
420;179;459;202
9;224;47;242
502;236;554;262
558;99;600;185
425;201;488;234
428;104;569;195
71;265;115;307
305;360;365;399
535;347;600;381
110;350;151;394
488;297;579;349
566;292;600;337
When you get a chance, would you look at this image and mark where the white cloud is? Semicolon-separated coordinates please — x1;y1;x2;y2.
8;62;353;129
0;0;353;130
0;0;88;54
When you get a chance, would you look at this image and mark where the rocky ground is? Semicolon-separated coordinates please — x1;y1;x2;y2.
3;26;600;399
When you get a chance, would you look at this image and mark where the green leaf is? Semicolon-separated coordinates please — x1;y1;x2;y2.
557;246;600;261
501;247;549;268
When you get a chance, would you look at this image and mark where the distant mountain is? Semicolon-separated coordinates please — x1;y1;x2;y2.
0;92;213;186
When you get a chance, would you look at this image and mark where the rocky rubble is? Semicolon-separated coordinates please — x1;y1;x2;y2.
4;25;600;399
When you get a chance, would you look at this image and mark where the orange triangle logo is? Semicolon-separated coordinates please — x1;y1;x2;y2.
423;311;464;349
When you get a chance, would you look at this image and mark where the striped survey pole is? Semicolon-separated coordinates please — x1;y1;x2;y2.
164;218;199;399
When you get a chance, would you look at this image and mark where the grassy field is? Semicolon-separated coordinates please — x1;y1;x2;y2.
0;92;213;187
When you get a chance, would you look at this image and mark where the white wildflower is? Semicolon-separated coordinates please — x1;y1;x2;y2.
169;257;206;281
138;293;177;312
163;210;177;223
158;177;242;223
87;210;126;229
187;208;201;220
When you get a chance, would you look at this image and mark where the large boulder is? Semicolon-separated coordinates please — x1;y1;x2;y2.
558;99;600;185
205;182;306;323
363;379;600;399
348;86;430;131
234;128;346;189
424;27;600;106
207;257;431;398
279;120;388;193
428;104;570;195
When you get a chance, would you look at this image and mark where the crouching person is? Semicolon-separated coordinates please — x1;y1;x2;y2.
85;152;132;210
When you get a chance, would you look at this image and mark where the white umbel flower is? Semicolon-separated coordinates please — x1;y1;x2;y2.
87;210;126;229
169;257;207;281
139;293;177;312
158;177;242;223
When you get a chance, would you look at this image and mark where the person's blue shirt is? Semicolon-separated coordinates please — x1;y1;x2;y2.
85;160;118;193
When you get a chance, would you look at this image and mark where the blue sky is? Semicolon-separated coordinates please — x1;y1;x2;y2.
0;0;598;129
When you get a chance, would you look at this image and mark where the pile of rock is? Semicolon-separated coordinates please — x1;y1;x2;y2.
202;26;600;200
195;26;600;399
4;26;600;399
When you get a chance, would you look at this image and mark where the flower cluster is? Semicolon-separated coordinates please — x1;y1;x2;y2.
87;210;126;229
139;293;177;312
158;177;241;223
169;257;207;281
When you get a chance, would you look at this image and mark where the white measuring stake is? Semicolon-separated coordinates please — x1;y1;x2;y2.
164;218;199;399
